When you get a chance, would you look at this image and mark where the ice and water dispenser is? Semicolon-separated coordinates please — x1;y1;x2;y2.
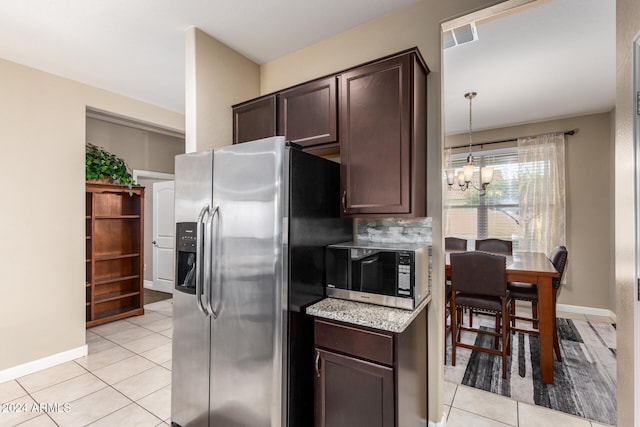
175;222;197;294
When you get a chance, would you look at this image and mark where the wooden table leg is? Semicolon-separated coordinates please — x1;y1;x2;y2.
537;275;554;384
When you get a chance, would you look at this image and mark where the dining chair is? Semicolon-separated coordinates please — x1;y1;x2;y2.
450;251;512;378
475;238;513;255
508;245;568;361
444;238;467;362
445;237;468;251
463;237;512;329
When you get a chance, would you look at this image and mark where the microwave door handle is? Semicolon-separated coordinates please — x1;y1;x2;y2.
206;205;220;319
358;256;379;291
195;205;210;316
360;256;379;268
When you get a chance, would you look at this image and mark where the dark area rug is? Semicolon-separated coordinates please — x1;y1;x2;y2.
445;317;617;425
144;288;172;305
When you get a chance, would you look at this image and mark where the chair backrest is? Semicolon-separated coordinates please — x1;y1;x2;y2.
549;246;568;289
475;238;513;255
445;237;467;251
450;251;507;297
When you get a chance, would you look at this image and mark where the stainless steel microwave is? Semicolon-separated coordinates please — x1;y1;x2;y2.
325;241;431;310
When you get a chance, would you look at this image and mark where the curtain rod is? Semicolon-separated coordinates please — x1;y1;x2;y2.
448;129;576;151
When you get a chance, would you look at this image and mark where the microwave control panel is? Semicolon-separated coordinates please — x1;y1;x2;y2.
397;251;413;297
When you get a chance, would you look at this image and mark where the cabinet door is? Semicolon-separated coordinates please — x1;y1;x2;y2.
277;77;337;149
315;349;394;427
232;95;276;144
339;54;412;216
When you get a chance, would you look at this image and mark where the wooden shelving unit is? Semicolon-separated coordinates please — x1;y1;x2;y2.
86;183;145;327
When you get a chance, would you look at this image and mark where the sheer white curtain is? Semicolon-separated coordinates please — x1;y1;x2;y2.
517;132;566;254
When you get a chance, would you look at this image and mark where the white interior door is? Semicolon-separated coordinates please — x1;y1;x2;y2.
153;181;175;293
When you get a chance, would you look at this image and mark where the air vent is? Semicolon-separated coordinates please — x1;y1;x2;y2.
443;22;478;49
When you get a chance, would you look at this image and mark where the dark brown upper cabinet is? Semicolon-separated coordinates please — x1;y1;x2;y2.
277;77;338;152
232;95;276;144
339;49;429;218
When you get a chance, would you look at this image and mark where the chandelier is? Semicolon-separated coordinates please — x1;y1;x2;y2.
445;91;493;196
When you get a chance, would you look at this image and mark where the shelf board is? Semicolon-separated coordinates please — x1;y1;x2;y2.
95;253;140;262
94;290;140;304
87;306;144;328
94;274;140;286
94;215;141;220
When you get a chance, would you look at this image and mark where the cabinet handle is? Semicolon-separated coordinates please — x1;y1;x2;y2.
341;190;347;213
315;351;321;378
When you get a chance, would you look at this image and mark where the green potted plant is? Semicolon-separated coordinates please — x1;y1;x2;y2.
85;143;135;190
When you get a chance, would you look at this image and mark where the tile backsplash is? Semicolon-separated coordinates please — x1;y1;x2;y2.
355;217;432;245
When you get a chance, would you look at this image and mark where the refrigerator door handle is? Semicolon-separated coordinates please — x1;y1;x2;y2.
205;205;220;319
195;204;210;315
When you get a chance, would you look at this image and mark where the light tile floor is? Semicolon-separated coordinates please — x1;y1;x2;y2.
0;301;615;426
0;300;174;427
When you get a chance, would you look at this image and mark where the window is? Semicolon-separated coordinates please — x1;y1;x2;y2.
445;132;566;254
444;147;520;248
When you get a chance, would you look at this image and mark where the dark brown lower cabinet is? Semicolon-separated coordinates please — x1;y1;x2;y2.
315;349;394;427
314;309;427;427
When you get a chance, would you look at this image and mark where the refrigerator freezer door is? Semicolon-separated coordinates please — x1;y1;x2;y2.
171;150;214;427
209;137;287;427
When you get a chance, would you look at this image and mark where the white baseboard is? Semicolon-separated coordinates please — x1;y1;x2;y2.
428;412;447;427
0;345;88;384
556;303;616;322
144;280;173;294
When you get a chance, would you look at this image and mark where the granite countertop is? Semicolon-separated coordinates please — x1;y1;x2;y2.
306;295;431;333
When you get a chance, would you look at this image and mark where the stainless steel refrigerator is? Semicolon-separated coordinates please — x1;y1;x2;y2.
171;137;352;427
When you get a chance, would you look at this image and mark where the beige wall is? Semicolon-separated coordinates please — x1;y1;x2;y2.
615;0;639;424
185;27;260;152
0;57;184;373
86;117;184;174
446;112;614;312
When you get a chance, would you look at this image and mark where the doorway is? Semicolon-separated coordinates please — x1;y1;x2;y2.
134;170;175;294
86;107;185;296
441;0;616;424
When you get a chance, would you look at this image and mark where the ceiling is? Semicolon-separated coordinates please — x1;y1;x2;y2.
0;0;615;133
444;0;615;135
0;0;420;114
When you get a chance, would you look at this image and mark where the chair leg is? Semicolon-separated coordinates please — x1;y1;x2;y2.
444;300;451;364
451;298;458;367
553;326;562;362
506;310;512;356
494;316;500;349
444;307;447;364
552;291;562;361
501;302;508;379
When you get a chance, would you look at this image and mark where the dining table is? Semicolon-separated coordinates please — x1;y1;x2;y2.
445;250;560;384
